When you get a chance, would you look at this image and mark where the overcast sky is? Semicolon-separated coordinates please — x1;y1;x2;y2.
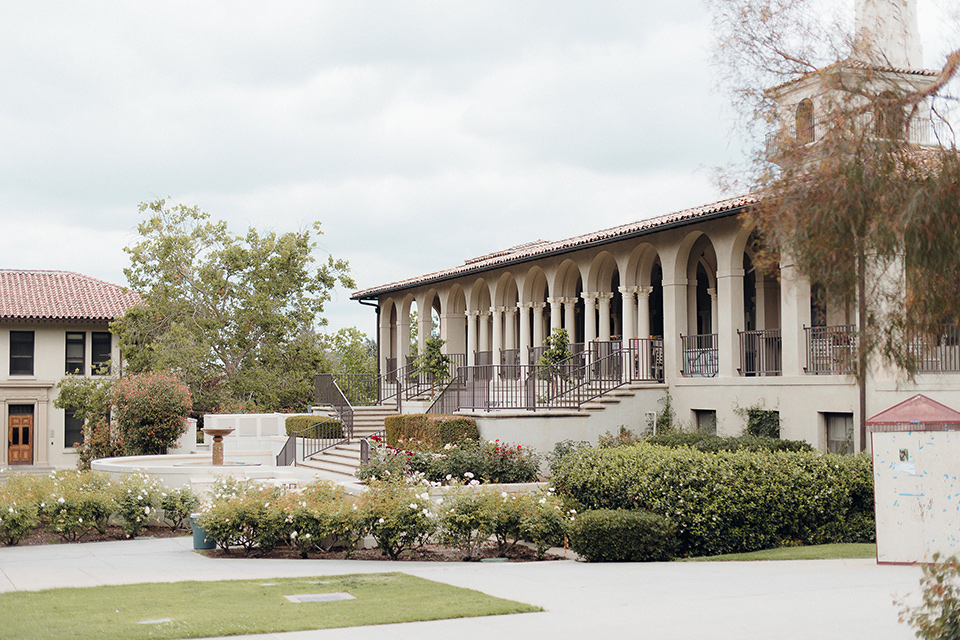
1;1;955;338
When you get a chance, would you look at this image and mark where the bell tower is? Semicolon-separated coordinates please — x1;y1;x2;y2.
854;0;923;69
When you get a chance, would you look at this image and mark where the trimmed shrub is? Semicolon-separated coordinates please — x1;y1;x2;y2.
384;414;479;449
548;439;591;476
284;416;344;438
569;509;677;562
646;431;813;453
552;443;874;557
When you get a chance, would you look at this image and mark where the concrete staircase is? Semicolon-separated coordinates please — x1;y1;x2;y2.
296;403;397;479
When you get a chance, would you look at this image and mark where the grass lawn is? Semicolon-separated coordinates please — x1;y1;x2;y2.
683;543;877;562
0;572;540;640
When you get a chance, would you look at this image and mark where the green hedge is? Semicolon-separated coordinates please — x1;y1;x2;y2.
569;509;676;562
384;414;479;449
645;431;813;453
552;443;874;557
285;416;344;438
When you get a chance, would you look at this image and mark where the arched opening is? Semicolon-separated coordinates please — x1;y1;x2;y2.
875;90;904;139
796;98;815;144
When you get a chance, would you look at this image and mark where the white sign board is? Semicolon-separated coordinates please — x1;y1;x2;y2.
872;430;960;564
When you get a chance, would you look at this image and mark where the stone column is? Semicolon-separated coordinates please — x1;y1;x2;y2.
491;307;503;368
397;315;410;366
418;310;431;355
466;311;479;365
378;310;392;375
518;302;532;365
582;292;597;343
637;286;653;339
779;255;810;377
533;302;546;350
619;286;637;340
716;265;743;378
504;307;517;352
548;297;562;334
563;297;577;341
598;292;614;341
478;311;490;353
663;276;688;381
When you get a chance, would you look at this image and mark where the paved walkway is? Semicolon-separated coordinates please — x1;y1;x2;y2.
0;536;925;640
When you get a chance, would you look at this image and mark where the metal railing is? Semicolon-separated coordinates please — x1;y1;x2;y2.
426;339;661;413
627;338;664;382
805;324;857;375
329;352;465;409
314;374;355;442
275;416;347;466
681;333;718;377
908;326;960;373
738;329;782;376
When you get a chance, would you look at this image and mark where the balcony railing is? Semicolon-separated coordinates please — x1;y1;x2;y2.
426;339;661;413
805;324;857;375
627;338;664;382
738;329;782;376
681;333;718;377
908;326;960;373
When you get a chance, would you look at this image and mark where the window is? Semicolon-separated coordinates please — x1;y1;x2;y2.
10;331;34;375
695;409;717;435
64;409;84;448
796;98;815;144
825;412;854;454
875;91;904;139
66;331;85;375
91;332;111;375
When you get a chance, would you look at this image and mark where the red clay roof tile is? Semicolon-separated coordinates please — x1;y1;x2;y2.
0;270;141;322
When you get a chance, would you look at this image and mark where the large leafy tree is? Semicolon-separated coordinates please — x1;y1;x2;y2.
705;0;960;446
114;200;354;412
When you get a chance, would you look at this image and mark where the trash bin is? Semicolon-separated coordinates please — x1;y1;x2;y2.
190;513;216;550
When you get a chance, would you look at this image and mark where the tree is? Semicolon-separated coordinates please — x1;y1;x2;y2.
113;200;354;412
417;336;452;395
321;327;377;378
705;0;960;447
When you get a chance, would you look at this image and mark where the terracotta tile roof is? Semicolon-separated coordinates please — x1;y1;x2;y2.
352;193;757;299
0;270;141;322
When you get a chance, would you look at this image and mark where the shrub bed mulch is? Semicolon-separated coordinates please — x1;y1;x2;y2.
200;541;567;562
11;525;190;546
10;528;566;562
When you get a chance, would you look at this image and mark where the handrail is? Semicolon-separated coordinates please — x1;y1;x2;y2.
314;374;355;441
276;415;347;465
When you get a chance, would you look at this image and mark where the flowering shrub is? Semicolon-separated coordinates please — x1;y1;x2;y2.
40;471;115;541
0;481;40;545
357;437;541;485
279;480;361;558
355;437;415;482
113;472;162;538
355;480;436;560
160;487;201;529
76;417;124;471
552;443;874;557
113;371;192;455
196;485;286;555
437;486;569;560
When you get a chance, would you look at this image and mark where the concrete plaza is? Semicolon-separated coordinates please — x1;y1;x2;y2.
0;536;925;639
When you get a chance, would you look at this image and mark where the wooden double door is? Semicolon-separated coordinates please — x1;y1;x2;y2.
8;405;33;465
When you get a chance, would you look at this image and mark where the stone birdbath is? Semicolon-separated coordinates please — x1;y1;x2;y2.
202;427;236;465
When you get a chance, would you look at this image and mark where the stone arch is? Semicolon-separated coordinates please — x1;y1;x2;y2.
585;251;622;340
551;259;584;343
796;98;815;144
441;284;468;356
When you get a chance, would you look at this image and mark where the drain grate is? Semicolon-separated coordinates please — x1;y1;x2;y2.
284;592;355;603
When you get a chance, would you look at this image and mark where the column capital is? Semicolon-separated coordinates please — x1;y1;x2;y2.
707;287;717;300
563;296;579;305
503;307;517;316
618;285;638;296
491;306;506;315
532;301;547;311
581;291;598;303
597;292;614;302
517;301;534;310
637;285;654;298
466;310;481;318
